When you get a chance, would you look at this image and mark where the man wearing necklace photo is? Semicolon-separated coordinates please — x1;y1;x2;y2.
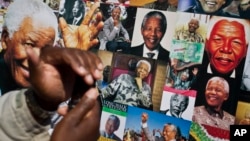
192;76;235;131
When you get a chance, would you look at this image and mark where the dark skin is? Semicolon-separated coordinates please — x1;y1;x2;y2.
51;88;101;141
25;46;103;141
26;46;103;111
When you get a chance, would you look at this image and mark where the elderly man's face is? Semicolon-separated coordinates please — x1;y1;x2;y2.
199;0;226;13
180;73;188;81
188;19;199;33
170;94;188;117
205;80;228;108
111;7;121;21
136;62;149;79
2;17;55;87
72;1;82;17
162;125;177;141
206;19;247;74
105;119;118;135
141;17;164;50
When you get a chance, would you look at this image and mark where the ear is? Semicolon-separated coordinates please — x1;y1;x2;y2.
141;27;143;35
205;39;209;51
1;28;10;50
224;93;229;101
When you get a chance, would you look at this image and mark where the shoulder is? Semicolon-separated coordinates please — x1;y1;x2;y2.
142;81;151;87
159;46;169;53
129;44;144;53
158;46;170;57
131;44;143;49
113;134;122;141
118;73;133;79
221;11;239;18
194;105;206;113
104;17;112;24
223;110;235;123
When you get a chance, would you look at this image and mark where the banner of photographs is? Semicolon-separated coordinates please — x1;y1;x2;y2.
0;0;249;140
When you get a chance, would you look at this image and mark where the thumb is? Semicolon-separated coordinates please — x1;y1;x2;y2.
25;46;42;81
25;47;39;65
25;46;40;69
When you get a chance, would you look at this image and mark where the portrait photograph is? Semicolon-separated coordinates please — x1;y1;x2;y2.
124;106;192;140
131;8;177;52
235;100;250;125
100;110;127;140
159;86;196;121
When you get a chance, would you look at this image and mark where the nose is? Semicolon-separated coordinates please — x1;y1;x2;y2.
210;88;218;94
149;29;157;36
219;40;232;54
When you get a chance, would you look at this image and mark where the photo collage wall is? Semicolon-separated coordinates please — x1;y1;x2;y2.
0;0;250;141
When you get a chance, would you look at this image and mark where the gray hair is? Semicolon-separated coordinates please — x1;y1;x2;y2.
163;123;180;138
3;0;59;45
181;71;189;78
107;115;120;130
164;123;177;132
206;76;230;94
136;60;151;72
141;11;167;35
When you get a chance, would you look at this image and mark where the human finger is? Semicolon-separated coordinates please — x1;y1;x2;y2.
58;17;70;36
89;12;104;39
50;88;100;141
57;105;69;116
68;51;103;85
82;2;100;25
65;88;99;125
40;47;103;82
25;46;41;72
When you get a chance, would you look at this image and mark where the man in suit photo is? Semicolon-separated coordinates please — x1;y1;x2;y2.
101;5;131;52
100;114;122;141
125;10;170;63
66;0;85;26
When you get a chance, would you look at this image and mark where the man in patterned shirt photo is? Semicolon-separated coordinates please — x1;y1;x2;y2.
101;60;153;110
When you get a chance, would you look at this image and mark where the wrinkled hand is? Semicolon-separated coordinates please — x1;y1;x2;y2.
50;88;101;141
26;46;103;110
59;2;104;50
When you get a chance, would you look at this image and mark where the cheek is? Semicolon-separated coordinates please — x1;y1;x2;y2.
142;31;147;38
234;47;247;59
13;46;27;57
222;94;228;101
206;42;216;52
157;33;163;39
5;44;25;61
